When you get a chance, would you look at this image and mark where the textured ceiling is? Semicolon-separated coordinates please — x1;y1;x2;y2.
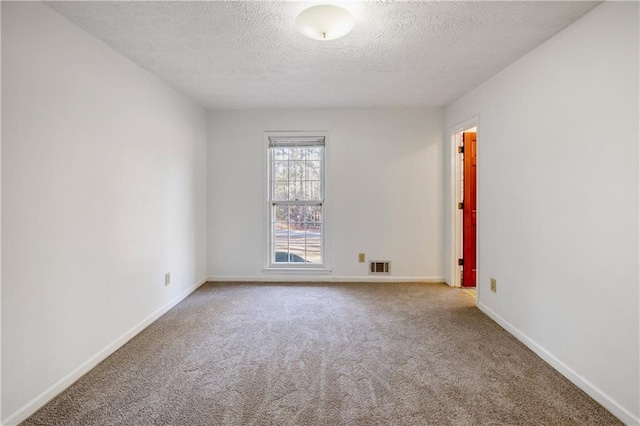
46;1;599;110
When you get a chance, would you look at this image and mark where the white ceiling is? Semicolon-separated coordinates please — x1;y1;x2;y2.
46;1;599;110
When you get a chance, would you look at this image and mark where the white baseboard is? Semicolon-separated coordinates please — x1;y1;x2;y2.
15;279;631;425
443;279;460;288
207;275;445;283
2;276;208;426
478;301;639;426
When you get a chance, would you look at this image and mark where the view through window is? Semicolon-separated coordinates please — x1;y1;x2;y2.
268;136;325;266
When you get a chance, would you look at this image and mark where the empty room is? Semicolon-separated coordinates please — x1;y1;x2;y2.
2;1;639;425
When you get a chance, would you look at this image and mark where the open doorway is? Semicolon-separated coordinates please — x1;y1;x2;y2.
461;130;477;287
450;121;478;291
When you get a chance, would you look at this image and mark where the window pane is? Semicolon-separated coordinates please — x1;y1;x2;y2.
309;181;321;200
274;230;289;251
273;205;288;222
289;205;304;225
305;225;322;246
289;179;303;200
306;147;322;160
307;161;321;181
273;161;289;181
304;244;322;264
273;148;288;161
274;219;305;263
273;222;289;235
274;182;289;200
290;147;304;160
308;206;322;222
274;240;289;254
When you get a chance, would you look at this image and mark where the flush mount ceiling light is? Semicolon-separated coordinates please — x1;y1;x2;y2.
295;5;354;41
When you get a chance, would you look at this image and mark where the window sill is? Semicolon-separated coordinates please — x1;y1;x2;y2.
262;267;332;274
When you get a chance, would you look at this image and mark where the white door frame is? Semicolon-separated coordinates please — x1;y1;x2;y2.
448;117;478;289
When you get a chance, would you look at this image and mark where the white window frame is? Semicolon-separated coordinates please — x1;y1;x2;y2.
264;131;329;271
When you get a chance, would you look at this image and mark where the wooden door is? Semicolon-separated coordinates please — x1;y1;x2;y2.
462;132;477;287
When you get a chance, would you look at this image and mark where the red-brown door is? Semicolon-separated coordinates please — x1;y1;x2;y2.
462;132;477;287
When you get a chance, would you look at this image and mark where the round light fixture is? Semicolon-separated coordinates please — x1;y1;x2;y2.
295;5;354;41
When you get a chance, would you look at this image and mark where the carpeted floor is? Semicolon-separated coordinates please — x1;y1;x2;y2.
22;282;620;425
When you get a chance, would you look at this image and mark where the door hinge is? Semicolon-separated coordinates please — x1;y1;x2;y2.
458;145;464;154
458;202;464;210
458;258;464;266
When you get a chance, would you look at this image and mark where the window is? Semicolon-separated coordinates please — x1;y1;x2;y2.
267;134;325;268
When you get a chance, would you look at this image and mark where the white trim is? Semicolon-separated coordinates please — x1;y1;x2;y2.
262;267;332;274
2;277;208;426
447;117;479;290
208;275;445;283
478;302;639;426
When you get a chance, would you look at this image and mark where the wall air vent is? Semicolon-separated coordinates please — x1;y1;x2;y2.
369;261;391;275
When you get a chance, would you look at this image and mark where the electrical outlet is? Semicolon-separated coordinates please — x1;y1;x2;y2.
165;272;171;286
358;253;365;263
490;277;497;292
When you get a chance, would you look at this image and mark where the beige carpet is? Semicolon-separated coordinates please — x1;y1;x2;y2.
22;282;620;425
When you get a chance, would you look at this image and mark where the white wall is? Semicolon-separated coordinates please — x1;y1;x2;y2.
445;2;639;424
208;109;444;281
1;2;207;423
0;2;2;423
0;3;3;421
